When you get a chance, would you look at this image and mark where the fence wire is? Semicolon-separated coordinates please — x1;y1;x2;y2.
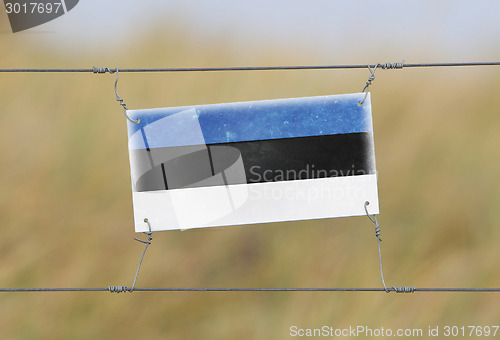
0;61;500;73
1;60;499;294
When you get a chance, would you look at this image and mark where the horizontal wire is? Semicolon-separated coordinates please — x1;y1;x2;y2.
1;287;500;293
0;62;500;73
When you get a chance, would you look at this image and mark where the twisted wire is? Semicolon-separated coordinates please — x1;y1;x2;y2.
358;64;379;106
112;68;139;124
92;67;115;74
92;67;139;123
130;218;154;292
108;286;129;293
364;202;415;294
392;286;415;293
379;61;405;69
364;201;389;292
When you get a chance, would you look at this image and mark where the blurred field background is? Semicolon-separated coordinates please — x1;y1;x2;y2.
1;2;500;339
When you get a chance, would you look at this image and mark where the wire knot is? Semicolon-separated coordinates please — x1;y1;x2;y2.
134;218;153;245
92;67;116;74
374;223;382;242
364;201;382;242
365;73;375;87
391;286;415;293
108;286;129;293
362;71;376;92
380;61;404;70
358;65;378;105
134;233;153;245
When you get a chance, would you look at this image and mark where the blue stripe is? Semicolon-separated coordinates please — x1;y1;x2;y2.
127;93;372;150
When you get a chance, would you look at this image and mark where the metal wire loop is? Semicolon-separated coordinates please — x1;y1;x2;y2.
365;201;416;294
358;61;404;106
358;64;378;106
107;219;153;294
92;67;139;123
129;218;154;292
134;218;153;245
364;201;390;292
364;201;381;241
113;68;140;124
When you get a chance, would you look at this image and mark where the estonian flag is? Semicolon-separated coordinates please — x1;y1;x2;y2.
127;93;379;232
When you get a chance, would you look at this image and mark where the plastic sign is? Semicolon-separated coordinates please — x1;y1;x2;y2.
126;93;379;232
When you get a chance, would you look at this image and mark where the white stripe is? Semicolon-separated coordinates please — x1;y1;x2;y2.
131;174;379;232
60;0;68;13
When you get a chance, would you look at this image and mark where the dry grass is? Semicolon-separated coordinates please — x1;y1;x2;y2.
1;19;500;339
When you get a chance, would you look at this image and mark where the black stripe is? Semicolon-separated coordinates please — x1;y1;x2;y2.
131;133;374;192
160;163;169;190
206;146;216;176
